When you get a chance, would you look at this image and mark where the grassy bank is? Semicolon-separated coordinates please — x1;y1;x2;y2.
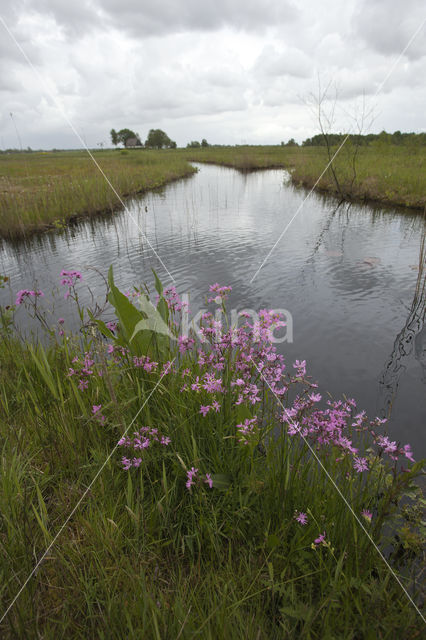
0;269;424;638
0;144;424;239
183;144;426;210
0;150;196;238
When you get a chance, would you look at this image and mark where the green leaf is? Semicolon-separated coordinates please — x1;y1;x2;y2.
211;473;232;490
108;265;149;355
152;268;163;297
87;310;115;340
266;534;281;550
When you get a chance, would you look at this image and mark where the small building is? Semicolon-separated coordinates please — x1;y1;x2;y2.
125;137;142;148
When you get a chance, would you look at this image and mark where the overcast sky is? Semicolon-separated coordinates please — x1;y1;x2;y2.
0;0;425;149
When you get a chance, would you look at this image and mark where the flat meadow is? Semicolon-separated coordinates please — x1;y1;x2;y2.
0;149;196;238
0;142;425;239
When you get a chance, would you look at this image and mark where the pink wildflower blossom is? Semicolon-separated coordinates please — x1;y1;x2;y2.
15;289;44;305
186;467;198;490
353;457;369;473
314;531;326;546
403;444;415;462
295;511;308;525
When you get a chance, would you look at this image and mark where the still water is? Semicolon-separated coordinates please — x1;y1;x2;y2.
0;163;425;456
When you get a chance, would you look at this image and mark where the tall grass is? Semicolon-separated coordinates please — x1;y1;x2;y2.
0;268;424;638
0;150;196;238
183;144;426;210
0;144;424;239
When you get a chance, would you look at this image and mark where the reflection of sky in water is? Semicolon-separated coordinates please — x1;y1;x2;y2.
0;163;424;456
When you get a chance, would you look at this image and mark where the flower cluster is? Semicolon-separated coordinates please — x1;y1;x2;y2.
207;283;232;304
118;426;171;469
236;417;258;445
15;289;44;306
92;404;106;425
199;401;221;416
185;467;213;491
281;396;414;471
67;351;97;391
163;286;188;313
133;355;158;372
60;269;82;299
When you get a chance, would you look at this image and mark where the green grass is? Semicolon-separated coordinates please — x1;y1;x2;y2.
0;149;196;238
0;271;423;638
183;143;426;210
0;143;424;239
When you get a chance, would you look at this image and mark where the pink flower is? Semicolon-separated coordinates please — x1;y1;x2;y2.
204;473;213;488
376;435;398;455
403;444;415;462
199;405;211;417
353;457;369;473
92;405;102;414
361;509;372;522
295;511;308;525
309;393;322;403
314;531;326;546
15;289;44;305
186;467;198;490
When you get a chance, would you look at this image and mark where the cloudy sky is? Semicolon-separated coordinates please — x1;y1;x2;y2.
0;0;425;149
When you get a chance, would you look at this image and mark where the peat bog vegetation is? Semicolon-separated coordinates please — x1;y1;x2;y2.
0;142;425;638
0;266;424;638
0;141;425;239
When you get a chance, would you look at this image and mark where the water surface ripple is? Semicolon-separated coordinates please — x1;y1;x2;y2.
0;163;424;455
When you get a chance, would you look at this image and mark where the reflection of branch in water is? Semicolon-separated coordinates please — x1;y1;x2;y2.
378;223;426;419
306;200;347;264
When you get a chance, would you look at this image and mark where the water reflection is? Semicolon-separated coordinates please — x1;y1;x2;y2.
378;234;425;421
0;163;424;455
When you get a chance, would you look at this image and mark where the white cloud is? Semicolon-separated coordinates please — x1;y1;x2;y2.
0;0;424;149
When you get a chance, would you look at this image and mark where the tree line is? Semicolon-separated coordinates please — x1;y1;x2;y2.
110;128;177;149
301;130;426;147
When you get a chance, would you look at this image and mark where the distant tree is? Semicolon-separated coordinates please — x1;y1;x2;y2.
187;140;201;148
201;138;209;147
145;129;174;149
110;128;141;147
286;138;298;147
